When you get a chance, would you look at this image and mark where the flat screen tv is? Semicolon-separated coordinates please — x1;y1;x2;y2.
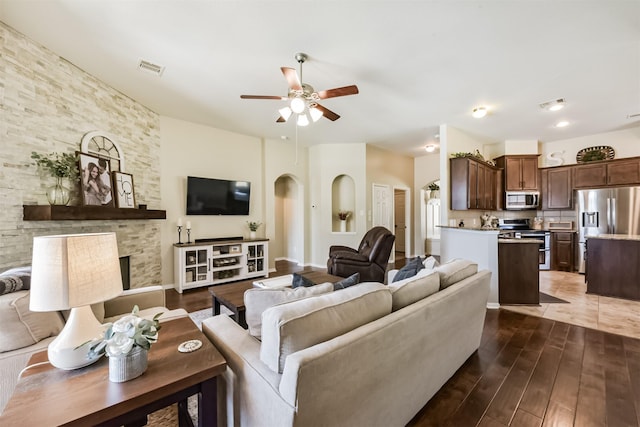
186;176;251;215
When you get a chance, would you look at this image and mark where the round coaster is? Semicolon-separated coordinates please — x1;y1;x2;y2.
178;339;202;353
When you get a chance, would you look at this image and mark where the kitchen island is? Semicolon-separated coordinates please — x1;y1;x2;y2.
498;238;542;304
440;226;542;307
586;234;640;301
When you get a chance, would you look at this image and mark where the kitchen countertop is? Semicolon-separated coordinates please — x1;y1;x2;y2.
587;234;640;241
438;226;500;232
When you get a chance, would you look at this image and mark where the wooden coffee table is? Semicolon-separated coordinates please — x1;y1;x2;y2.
0;316;226;427
209;270;344;329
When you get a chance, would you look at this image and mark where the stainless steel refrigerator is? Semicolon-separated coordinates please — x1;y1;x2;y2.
577;187;640;273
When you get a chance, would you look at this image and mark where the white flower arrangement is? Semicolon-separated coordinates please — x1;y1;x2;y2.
88;305;162;359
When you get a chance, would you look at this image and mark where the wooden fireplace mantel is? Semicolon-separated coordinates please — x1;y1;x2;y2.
23;205;166;221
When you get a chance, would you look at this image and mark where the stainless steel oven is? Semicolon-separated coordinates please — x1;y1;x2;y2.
515;231;551;270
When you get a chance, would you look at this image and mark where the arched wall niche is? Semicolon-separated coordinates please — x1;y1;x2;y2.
331;174;355;233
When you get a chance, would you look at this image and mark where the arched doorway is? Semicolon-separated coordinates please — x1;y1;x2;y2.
273;174;305;265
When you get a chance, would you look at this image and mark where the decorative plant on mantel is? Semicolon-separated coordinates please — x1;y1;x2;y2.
31;151;79;205
427;182;439;191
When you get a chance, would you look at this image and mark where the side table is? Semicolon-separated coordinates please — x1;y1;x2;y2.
0;316;226;427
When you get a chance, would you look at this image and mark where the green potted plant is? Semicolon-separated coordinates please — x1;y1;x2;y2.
427;182;440;199
88;305;162;382
31;151;79;205
247;221;262;238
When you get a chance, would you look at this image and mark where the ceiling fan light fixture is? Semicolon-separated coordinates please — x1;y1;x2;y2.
472;106;488;118
297;114;309;127
290;97;306;114
309;106;323;122
279;106;293;121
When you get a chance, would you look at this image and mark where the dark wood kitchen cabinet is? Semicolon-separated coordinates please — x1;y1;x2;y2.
573;157;640;189
540;166;573;210
573;162;607;188
498;240;540;304
586;237;640;301
606;158;640;185
494;155;539;191
551;231;575;271
450;157;499;210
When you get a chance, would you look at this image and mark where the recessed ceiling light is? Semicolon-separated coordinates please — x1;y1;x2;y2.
425;145;436;153
540;98;565;111
556;121;570;128
472;106;488;118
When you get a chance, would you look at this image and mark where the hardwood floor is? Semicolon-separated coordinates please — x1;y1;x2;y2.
166;261;640;426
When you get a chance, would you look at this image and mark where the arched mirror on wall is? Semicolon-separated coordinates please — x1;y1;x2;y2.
331;174;355;233
424;180;441;256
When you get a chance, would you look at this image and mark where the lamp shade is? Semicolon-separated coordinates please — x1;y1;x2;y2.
30;233;123;312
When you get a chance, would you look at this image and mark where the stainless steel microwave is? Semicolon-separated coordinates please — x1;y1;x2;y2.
505;191;539;210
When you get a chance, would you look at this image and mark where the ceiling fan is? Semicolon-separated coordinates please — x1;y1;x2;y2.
240;53;359;125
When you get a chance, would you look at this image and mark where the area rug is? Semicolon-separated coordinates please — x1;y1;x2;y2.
539;292;570;304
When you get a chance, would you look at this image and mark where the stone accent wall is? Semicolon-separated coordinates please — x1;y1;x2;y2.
0;22;163;288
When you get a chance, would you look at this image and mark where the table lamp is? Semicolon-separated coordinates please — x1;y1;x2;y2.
30;232;123;370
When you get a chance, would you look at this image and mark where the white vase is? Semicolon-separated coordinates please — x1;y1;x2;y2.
250;230;256;239
340;220;347;232
109;347;148;382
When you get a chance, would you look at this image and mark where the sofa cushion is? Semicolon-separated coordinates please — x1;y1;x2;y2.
436;259;478;289
392;257;424;282
0;291;65;353
333;272;360;290
0;267;31;295
244;282;334;339
388;270;440;311
291;273;316;288
260;282;392;373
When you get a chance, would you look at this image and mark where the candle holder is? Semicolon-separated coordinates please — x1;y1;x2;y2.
187;228;191;244
177;226;183;244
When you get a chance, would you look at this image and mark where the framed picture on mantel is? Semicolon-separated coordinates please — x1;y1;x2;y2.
112;171;136;209
79;152;114;207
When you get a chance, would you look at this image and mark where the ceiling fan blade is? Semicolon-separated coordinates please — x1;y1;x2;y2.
240;95;285;100
276;116;286;123
317;85;359;99
315;104;341;121
281;67;302;91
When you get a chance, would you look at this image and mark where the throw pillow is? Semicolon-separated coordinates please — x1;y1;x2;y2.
291;273;316;288
333;272;360;290
0;291;65;352
392;257;424;282
435;259;478;289
422;256;439;270
244;282;334;339
388;270;440;311
0;266;32;295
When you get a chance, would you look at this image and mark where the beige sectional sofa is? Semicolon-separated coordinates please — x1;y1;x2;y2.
203;259;491;427
0;284;187;413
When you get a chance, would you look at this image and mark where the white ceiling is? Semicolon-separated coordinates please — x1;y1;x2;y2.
1;1;639;157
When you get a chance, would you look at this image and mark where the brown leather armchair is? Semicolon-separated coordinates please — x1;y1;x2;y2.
327;226;396;283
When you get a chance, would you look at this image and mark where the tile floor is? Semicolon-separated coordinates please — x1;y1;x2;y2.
500;270;640;339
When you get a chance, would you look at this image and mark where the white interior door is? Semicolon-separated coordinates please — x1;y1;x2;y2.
372;184;391;230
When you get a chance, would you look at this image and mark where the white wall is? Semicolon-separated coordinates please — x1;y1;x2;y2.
539;127;640;167
309;143;367;267
159;116;263;285
414;153;440;256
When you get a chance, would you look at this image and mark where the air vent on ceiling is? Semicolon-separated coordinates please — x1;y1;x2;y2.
628;113;640;119
137;59;165;76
